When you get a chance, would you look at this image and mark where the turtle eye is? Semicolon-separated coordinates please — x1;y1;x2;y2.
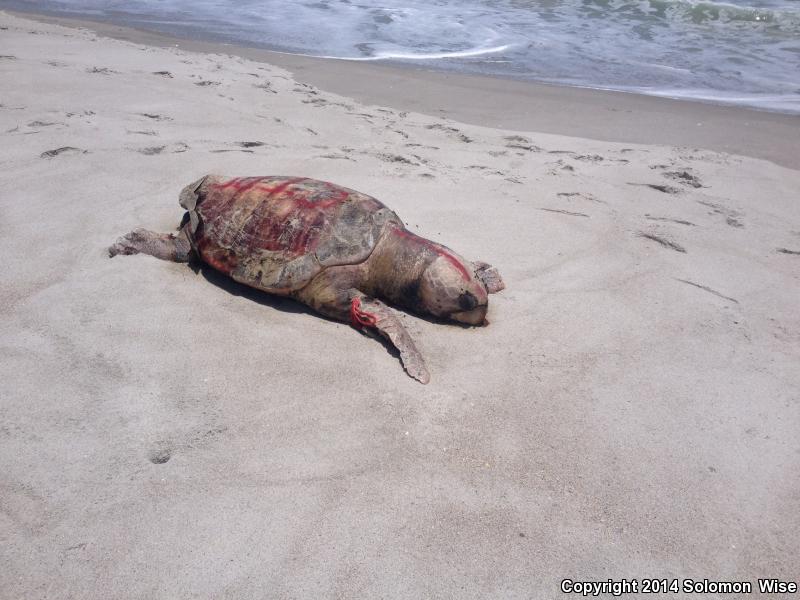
458;291;478;311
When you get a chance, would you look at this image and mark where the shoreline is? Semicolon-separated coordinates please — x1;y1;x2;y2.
7;7;800;170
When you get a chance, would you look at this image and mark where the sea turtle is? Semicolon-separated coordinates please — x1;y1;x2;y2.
109;175;504;383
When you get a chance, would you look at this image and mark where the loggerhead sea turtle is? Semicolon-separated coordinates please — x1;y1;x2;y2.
109;175;504;383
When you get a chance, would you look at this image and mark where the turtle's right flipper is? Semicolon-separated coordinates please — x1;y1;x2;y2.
351;295;430;384
109;228;192;262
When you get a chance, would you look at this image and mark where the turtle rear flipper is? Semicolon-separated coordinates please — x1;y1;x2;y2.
109;227;192;262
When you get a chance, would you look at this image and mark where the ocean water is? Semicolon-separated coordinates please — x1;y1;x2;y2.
4;0;800;113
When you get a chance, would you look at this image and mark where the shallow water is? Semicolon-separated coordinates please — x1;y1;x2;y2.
4;0;800;113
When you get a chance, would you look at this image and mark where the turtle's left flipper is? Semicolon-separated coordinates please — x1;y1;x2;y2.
109;227;192;262
352;295;430;384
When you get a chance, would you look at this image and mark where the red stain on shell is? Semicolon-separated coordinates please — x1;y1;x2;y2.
192;176;356;275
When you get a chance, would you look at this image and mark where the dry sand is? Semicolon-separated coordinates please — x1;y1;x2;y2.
1;11;799;599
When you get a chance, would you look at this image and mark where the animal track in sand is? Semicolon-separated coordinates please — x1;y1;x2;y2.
194;80;220;86
637;231;686;253
40;147;87;158
0;55;17;60
151;70;173;78
675;279;738;303
236;141;266;148
776;248;800;255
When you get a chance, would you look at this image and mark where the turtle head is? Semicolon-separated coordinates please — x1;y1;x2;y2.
419;255;489;325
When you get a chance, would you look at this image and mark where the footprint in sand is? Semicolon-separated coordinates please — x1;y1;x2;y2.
65;110;95;118
547;160;575;175
132;142;188;155
27;120;60;129
636;231;686;253
426;123;473;143
645;215;696;226
86;66;118;75
697;199;744;228
406;143;440;150
148;444;172;464
138;113;173;121
663;168;703;188
557;192;604;203
776;248;800;256
318;153;354;161
40;147;87;158
127;129;158;136
377;153;420;166
253;82;277;94
152;70;173;78
675;278;738;303
628;182;681;194
537;207;589;218
135;146;166;155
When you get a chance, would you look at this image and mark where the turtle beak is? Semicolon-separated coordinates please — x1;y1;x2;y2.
450;304;488;326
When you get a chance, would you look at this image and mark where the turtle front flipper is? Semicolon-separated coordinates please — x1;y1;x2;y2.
351;294;430;384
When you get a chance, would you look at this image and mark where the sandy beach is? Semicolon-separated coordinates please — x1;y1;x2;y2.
1;10;799;598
